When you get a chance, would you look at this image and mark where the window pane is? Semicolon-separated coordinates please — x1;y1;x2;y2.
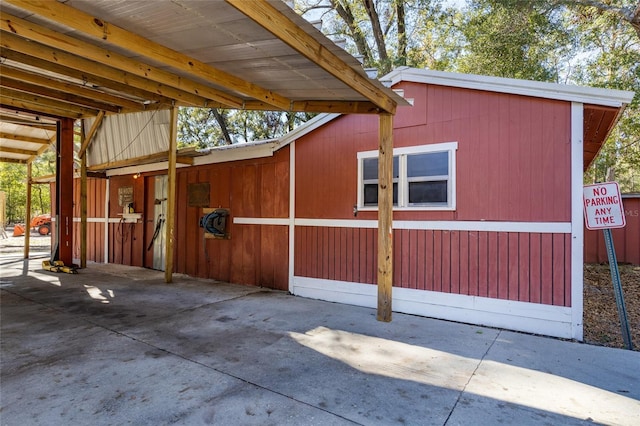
407;152;448;177
363;183;398;206
362;156;399;180
409;181;447;204
363;158;378;180
364;184;378;205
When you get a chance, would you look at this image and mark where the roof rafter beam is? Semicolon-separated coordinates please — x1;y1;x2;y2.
0;65;147;111
1;50;175;108
0;34;211;109
226;0;397;114
0;157;27;164
0;131;52;144
1;86;99;117
244;100;382;114
0;76;122;113
0;114;56;130
0;146;38;156
4;0;291;111
1;13;237;107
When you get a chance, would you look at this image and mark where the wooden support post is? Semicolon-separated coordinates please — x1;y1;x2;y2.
377;112;394;322
80;121;87;268
24;161;32;259
164;106;178;283
56;118;75;265
78;111;104;159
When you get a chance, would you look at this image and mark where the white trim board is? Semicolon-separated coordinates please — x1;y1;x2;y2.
385;67;635;108
233;217;289;226
72;217;108;223
292;276;574;339
294;218;571;233
570;102;585;341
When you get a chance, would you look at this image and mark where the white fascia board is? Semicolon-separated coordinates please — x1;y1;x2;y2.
105;162;190;177
193;142;276;165
384;68;635;108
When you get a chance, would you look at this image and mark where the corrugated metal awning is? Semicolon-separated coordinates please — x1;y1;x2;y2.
1;0;408;165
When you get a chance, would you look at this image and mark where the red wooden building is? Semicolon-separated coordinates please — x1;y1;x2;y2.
76;68;634;340
584;194;640;265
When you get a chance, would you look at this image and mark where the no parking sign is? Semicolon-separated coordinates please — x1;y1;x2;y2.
583;182;626;230
583;181;632;349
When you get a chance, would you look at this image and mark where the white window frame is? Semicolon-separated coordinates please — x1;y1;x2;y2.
357;142;457;211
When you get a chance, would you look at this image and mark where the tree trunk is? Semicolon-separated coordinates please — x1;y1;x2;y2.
396;0;407;66
332;0;373;64
363;0;390;72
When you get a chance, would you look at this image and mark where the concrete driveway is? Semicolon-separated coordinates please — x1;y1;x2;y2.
1;255;639;425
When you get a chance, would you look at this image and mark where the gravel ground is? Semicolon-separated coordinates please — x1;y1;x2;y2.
0;227;52;254
584;263;639;351
1;227;637;350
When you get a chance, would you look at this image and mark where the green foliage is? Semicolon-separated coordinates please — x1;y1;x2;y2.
178;108;315;149
455;0;574;81
0;152;54;224
298;0;459;72
567;2;640;191
0;163;26;224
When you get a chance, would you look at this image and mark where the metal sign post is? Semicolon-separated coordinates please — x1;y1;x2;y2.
583;182;633;350
602;228;633;350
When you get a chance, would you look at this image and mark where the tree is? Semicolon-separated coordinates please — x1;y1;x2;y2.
455;0;574;81
297;0;459;73
178;107;315;149
498;1;640;40
568;1;640;190
0;163;26;223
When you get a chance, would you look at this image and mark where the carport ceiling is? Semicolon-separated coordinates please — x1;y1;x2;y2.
0;0;407;163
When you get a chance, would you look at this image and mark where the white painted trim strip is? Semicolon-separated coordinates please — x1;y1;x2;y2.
294;218;572;233
570;102;584;341
104;179;109;263
385;68;634;108
288;141;296;293
394;220;571;233
233;217;290;226
292;276;574;339
295;218;377;228
73;217;108;223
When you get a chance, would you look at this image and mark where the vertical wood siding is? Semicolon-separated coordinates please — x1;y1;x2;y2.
71;177;107;263
296;83;572;222
294;82;574;307
107;175;145;267
171;148;290;290
294;226;571;307
74;149;290;291
584;197;640;265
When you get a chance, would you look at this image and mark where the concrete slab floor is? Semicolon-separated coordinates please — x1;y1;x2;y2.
1;257;639;425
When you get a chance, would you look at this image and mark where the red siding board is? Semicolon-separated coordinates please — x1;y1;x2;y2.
467;231;479;296
459;231;470;295
450;231;460;294
518;233;530;302
553;233;566;306
540;234;554;305
529;233;542;304
565;234;572;307
497;232;509;300
584;197;640;265
433;231;443;293
508;233;519;301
